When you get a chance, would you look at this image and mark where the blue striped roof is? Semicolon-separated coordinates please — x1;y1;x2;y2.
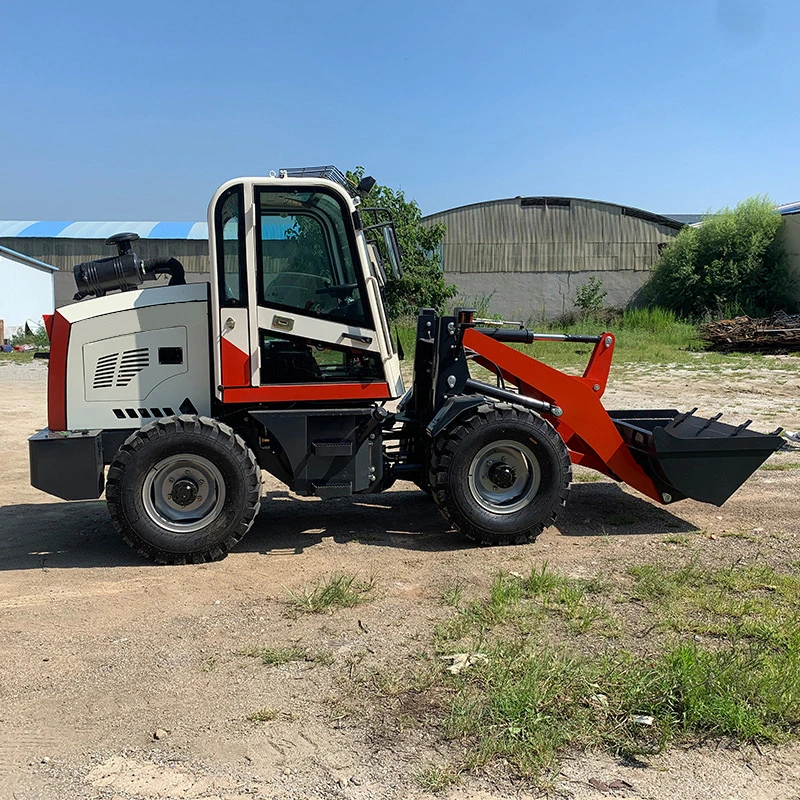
0;221;209;239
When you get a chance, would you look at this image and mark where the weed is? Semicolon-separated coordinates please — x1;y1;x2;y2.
441;581;465;607
661;534;691;546
287;572;376;613
247;707;278;723
416;764;461;793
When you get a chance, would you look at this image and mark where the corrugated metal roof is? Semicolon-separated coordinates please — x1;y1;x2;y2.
0;221;209;239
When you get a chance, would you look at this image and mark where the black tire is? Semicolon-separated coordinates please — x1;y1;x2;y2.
106;415;261;564
427;404;571;545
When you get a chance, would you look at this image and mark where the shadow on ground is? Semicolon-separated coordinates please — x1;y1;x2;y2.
0;482;697;571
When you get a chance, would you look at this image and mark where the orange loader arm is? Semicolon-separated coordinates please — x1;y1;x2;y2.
462;328;665;503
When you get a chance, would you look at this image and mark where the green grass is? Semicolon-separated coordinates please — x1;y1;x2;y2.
413;562;800;781
416;764;461;793
287;572;376;614
247;707;279;723
760;462;800;471
0;351;38;365
395;308;800;372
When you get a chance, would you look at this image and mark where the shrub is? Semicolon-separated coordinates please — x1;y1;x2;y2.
645;196;795;319
573;276;607;317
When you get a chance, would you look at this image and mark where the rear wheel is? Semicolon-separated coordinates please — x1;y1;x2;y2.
428;404;571;545
106;416;261;564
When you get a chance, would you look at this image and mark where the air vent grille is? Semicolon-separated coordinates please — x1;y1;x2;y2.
93;347;151;389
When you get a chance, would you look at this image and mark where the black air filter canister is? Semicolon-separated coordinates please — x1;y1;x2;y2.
73;252;145;299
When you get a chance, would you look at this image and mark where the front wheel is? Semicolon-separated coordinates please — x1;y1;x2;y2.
428;404;571;545
106;416;261;564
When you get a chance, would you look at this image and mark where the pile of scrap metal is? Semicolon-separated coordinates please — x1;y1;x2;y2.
700;311;800;352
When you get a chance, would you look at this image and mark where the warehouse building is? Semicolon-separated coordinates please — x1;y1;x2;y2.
422;197;684;319
2;199;798;321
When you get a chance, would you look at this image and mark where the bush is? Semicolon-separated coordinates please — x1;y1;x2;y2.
645;196;795;319
573;276;607;318
10;323;48;347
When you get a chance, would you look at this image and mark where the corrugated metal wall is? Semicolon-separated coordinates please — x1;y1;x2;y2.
424;198;681;274
0;238;210;274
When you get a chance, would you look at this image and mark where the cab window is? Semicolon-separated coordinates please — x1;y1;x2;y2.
214;185;247;307
255;187;371;328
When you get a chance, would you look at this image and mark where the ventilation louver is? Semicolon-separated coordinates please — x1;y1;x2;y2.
93;347;151;389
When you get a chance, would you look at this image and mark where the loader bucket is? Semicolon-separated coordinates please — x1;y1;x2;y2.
609;409;784;506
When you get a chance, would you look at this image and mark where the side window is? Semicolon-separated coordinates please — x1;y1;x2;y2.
255;188;371;328
215;186;247;307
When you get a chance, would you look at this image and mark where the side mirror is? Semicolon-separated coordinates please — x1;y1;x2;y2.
382;226;402;279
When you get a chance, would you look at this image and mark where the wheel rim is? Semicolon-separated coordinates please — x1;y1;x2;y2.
142;455;226;534
468;439;541;514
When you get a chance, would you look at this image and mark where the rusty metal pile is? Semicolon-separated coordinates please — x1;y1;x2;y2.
700;311;800;352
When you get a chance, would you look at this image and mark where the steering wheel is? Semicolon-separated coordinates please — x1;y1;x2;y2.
316;283;358;301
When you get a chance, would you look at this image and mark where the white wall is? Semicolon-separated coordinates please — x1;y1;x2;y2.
0;255;55;331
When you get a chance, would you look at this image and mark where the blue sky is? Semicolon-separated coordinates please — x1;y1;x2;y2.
1;0;797;221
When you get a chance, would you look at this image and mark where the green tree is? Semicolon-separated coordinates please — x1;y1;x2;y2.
348;167;456;318
646;196;794;319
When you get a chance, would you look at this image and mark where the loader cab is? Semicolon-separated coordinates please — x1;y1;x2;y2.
209;174;404;405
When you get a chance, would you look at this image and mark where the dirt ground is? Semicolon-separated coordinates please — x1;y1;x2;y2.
2;358;800;800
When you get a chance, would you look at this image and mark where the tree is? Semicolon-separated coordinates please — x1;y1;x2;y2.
645;196;795;319
348;167;456;318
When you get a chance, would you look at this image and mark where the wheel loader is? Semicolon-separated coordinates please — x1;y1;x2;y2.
28;167;783;564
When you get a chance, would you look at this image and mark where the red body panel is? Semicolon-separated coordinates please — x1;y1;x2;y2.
222;382;391;404
220;336;251;387
462;328;664;504
47;312;70;431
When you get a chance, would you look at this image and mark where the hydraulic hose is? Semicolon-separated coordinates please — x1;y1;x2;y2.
142;256;186;286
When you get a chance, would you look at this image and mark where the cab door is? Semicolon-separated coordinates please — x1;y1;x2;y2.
252;183;392;402
211;183;253;392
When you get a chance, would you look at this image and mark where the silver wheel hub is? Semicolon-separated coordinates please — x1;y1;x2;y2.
142;455;226;534
468;440;541;514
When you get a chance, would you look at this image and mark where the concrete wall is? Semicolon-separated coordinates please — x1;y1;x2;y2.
780;214;800;302
450;269;650;322
0;255;54;330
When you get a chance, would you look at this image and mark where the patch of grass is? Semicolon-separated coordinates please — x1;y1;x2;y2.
760;462;800;471
0;351;37;364
417;562;800;781
247;707;279;723
416;764;461;793
573;470;605;483
440;580;465;607
661;534;691;546
239;645;334;666
287;572;376;614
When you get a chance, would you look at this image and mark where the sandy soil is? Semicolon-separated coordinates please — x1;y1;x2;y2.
1;358;799;800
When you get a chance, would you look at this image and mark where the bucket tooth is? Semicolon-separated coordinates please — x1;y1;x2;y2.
731;420;752;436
